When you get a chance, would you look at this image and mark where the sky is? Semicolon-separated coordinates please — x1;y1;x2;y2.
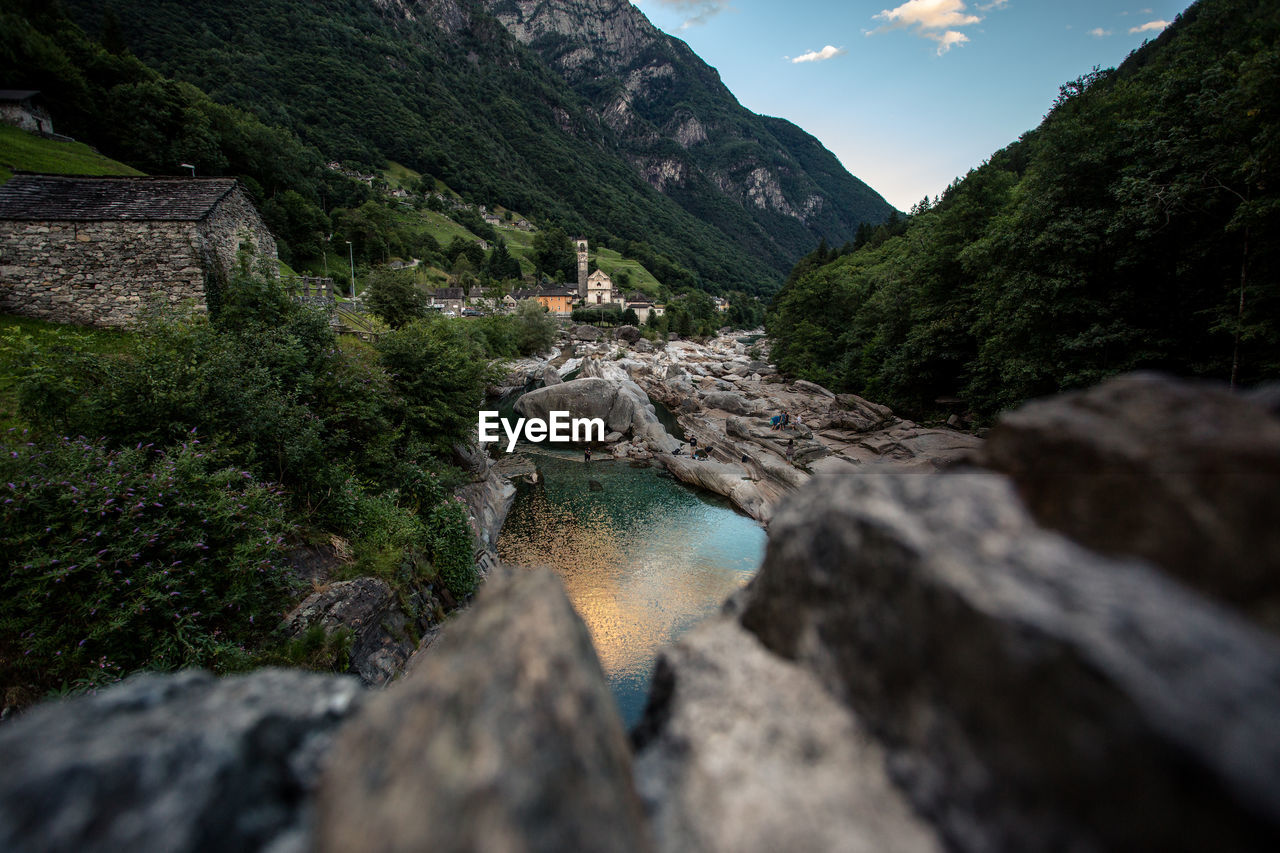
630;0;1196;211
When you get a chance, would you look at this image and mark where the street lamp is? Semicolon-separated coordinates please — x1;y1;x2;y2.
346;241;356;298
179;163;196;177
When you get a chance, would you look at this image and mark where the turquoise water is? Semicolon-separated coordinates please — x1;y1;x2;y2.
497;447;765;728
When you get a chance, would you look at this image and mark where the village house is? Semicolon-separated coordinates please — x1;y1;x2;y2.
513;285;575;317
0;91;55;136
0;174;277;328
623;292;657;324
428;286;465;315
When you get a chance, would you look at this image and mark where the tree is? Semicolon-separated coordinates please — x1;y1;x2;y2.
365;267;428;329
376;318;494;448
620;307;639;326
486;237;522;281
513;299;557;355
532;226;575;280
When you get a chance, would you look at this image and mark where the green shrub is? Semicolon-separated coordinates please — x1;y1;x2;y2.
0;434;296;696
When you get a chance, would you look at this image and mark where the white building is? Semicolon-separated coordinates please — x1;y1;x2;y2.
585;269;614;305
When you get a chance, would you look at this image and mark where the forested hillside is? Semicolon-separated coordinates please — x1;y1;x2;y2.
45;0;889;293
769;0;1280;420
482;0;894;274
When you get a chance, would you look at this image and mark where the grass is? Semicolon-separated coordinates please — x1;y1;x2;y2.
0;314;135;432
0;125;142;185
594;248;662;296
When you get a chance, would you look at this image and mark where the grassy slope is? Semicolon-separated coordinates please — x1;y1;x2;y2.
0;125;142;184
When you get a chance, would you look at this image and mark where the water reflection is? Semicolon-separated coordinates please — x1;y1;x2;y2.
497;447;765;727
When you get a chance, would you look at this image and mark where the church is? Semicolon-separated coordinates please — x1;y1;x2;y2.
575;238;615;305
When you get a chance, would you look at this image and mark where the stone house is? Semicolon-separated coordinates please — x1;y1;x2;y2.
429;286;465;314
0;175;277;328
0;91;54;136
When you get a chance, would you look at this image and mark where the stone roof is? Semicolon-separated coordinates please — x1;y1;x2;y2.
0;175;240;222
512;286;576;300
431;287;465;299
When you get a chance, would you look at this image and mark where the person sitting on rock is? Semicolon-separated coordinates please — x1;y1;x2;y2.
771;414;782;430
785;439;795;465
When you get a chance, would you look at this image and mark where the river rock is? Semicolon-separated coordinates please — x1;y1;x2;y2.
633;339;654;353
616;324;642;343
516;377;680;453
0;669;362;853
451;436;490;479
739;470;1280;852
659;454;769;521
633;617;943;853
283;577;410;686
981;372;1280;630
572;324;603;341
699;391;756;416
541;365;563;386
791;378;836;398
316;568;649;853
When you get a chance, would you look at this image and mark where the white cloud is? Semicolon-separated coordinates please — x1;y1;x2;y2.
876;0;980;31
931;30;969;54
650;0;732;29
1089;27;1112;37
872;0;1005;56
791;45;848;64
1129;19;1170;34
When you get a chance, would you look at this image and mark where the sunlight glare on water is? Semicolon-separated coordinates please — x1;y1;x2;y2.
497;447;766;728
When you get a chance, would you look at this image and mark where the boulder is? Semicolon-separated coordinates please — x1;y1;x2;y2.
516;377;680;453
572;324;603;341
632;339;654;354
699;391;756;416
541;365;563;387
740;470;1280;853
283;577;407;686
317;569;649;853
792;378;836;398
616;324;642;343
659;454;769;521
633;618;943;853
0;669;362;853
980;372;1280;629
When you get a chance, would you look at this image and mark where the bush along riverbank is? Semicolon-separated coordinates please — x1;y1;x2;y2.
0;270;507;708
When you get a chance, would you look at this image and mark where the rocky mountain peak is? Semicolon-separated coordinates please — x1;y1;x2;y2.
485;0;660;73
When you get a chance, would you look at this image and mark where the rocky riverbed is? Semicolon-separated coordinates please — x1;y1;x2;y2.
498;326;983;523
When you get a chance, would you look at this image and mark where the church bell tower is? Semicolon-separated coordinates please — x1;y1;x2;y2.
576;238;589;299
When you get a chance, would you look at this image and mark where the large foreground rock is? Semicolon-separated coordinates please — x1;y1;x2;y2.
633;617;943;853
740;470;1280;852
981;372;1280;629
317;568;650;853
0;669;362;853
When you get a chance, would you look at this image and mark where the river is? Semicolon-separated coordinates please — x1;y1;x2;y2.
496;447;766;728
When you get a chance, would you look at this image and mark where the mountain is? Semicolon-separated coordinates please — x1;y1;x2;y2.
767;0;1280;419
54;0;891;293
482;0;894;273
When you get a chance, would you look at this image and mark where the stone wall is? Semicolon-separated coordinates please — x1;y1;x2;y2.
0;185;278;328
197;185;278;285
0;219;206;327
